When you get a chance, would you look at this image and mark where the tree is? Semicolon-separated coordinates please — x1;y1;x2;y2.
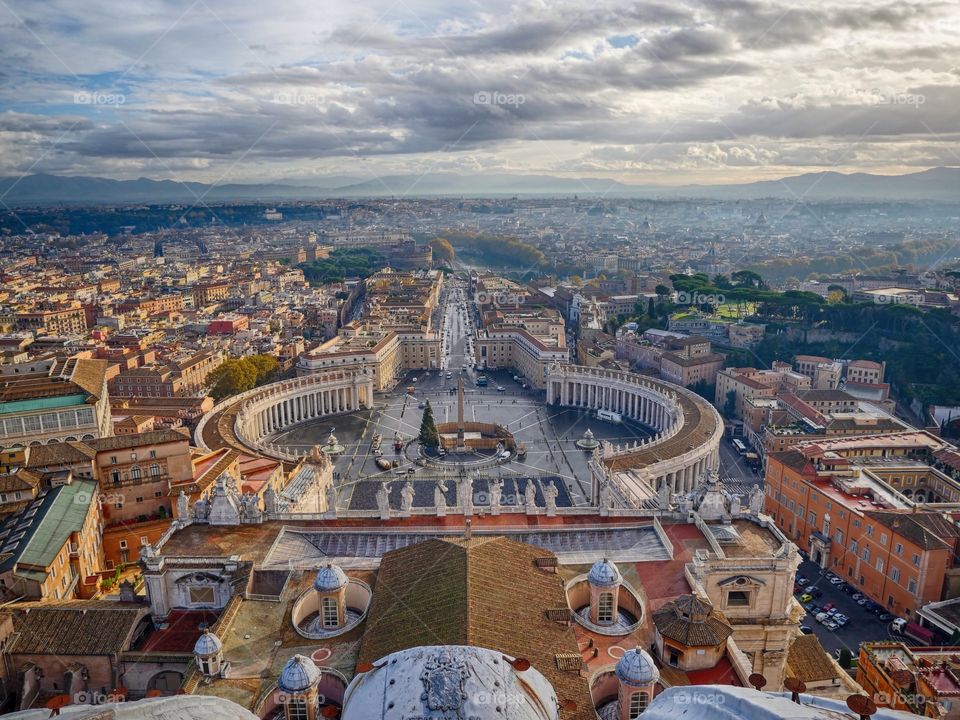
713;274;733;289
418;400;440;449
723;390;737;418
648;297;656;318
732;270;765;289
429;237;456;265
569;275;584;287
207;359;258;400
247;354;279;384
654;284;671;298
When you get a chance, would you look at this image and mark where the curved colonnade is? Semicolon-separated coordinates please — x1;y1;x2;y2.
546;365;723;501
195;370;375;461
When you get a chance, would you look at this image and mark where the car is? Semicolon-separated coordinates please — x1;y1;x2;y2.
803;601;818;612
834;613;849;624
800;594;813;603
796;576;808;586
828;576;844;585
816;612;830;623
411;377;418;383
417;401;426;409
807;587;823;598
840;584;856;594
826;572;838;581
852;593;863;601
857;598;870;606
496;386;505;392
824;621;840;631
799;626;814;635
822;602;835;612
827;608;840;617
878;612;893;622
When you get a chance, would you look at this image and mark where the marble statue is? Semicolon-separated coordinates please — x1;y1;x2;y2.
543;480;558;516
435;479;447;517
263;485;278;515
598;482;614;510
749;484;764;515
326;482;338;515
460;474;473;516
193;496;210;521
657;481;672;510
240;493;261;522
177;491;189;520
376;482;391;518
730;494;742;516
524;479;538;513
401;480;415;514
488;477;502;516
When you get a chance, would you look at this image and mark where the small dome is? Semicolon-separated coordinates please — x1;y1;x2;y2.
616;647;659;686
314;563;348;592
588;558;621;587
278;654;322;693
193;629;222;657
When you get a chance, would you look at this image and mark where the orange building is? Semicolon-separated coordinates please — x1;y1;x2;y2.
765;435;960;618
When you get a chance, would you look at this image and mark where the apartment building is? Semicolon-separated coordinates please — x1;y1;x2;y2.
0;357;112;446
14;304;86;336
0;478;103;602
765;433;960;617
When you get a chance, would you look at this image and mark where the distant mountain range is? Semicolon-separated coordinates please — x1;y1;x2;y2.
1;167;957;205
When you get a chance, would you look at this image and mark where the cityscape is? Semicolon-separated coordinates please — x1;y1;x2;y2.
0;1;959;720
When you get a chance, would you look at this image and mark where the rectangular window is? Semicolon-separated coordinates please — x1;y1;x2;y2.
880;533;887;546
913;554;921;567
189;586;215;605
866;525;874;537
895;543;904;556
863;547;870;562
727;591;751;607
322;597;339;628
598;592;615;623
876;558;884;572
891;567;901;583
908;578;918;593
850;540;858;553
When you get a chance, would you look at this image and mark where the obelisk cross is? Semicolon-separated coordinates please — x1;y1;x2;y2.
457;376;465;444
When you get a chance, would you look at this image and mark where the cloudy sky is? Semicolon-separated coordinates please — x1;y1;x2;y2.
0;0;957;185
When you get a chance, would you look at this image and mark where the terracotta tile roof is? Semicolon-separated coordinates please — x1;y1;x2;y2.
864;510;960;551
786;634;839;683
8;602;149;656
651;595;733;647
86;427;190;452
0;469;41;494
25;441;96;468
67;358;109;399
357;536;594;719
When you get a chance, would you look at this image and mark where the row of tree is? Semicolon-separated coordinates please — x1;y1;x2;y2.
206;354;279;400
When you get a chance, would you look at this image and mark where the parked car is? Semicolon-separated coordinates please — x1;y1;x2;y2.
878;612;893;622
800;626;814;635
857;597;870;606
852;593;863;601
824;620;840;631
806;587;823;598
816;612;830;623
829;576;844;585
822;602;835;612
804;602;819;613
800;594;813;603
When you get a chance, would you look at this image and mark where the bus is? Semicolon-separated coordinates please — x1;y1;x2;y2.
732;439;747;454
597;409;623;424
476;376;488;386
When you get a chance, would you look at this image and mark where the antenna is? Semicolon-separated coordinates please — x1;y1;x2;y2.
748;673;767;691
846;694;878;720
784;677;806;704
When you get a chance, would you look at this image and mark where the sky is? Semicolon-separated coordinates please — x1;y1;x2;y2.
0;0;958;185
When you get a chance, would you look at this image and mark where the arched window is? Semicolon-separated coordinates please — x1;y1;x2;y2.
150;464;160;477
629;691;649;718
321;596;339;628
131;466;142;480
598;591;614;623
